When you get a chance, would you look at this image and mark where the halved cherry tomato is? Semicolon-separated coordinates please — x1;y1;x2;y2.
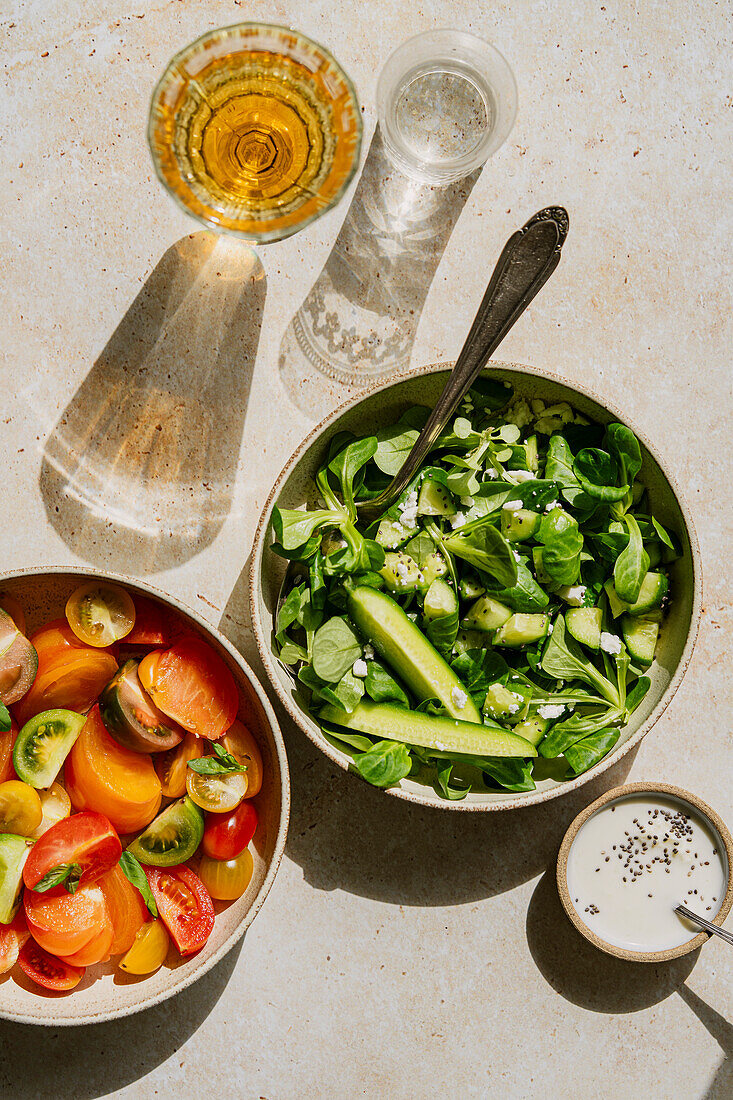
0;909;29;974
154;732;204;798
98;864;147;955
31;783;72;839
24;880;109;957
145;865;214;956
125;597;168;646
64;706;161;834
65;582;136;648
218;720;263;798
0;595;26;636
13;648;118;727
198;849;254;901
23;811;122;893
186;768;247;814
202;800;258;860
0;780;43;835
119;918;169;974
19;939;84;990
139;639;238;740
0;719;17;784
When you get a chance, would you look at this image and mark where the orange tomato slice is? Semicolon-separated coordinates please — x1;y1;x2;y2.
138;638;238;739
30;619;97;662
219;719;263;798
58;916;114;966
154;732;205;798
0;718;17;784
13;648;118;727
64;706;162;834
24;880;109;957
98;864;147;955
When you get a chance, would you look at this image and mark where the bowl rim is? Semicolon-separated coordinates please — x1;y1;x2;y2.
555;780;733;961
249;358;702;812
0;564;291;1026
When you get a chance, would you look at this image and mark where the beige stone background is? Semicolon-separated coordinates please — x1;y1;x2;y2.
0;1;731;1097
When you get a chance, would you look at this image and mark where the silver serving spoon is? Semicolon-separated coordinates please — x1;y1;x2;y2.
675;904;733;946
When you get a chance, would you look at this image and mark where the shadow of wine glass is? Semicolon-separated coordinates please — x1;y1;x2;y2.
0;939;242;1100
526;868;700;1012
678;984;733;1100
39;232;266;574
278;126;481;420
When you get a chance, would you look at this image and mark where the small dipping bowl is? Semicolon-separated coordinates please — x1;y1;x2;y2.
557;782;733;962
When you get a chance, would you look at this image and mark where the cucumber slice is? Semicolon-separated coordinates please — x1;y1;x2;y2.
566;607;603;650
513;716;549;746
458;571;485;601
320;700;537;758
621;616;659;664
376;519;411;549
604;572;668;618
420;552;448;587
483;683;528;724
0;610;38;706
347;586;481;722
462;594;512;633
423;579;458;622
525;434;539;472
126;795;204;866
13;709;85;788
379;552;423;594
100;660;184;754
494;613;550;647
417;478;455;517
500;508;540;543
453;629;486;655
0;833;32;923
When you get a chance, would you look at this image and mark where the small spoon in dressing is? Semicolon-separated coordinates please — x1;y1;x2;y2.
675;904;733;946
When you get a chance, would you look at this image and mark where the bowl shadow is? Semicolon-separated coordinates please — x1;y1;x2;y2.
0;939;242;1099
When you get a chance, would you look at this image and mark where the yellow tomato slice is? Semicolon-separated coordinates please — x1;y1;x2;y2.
119;919;169;974
66;582;136;647
0;780;42;834
186;768;247;813
198;849;254;901
31;782;72;838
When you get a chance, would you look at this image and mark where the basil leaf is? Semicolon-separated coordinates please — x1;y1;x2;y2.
374;426;420;475
614;514;649;603
32;862;83;895
188;745;247;775
443;526;518;587
364;661;409;706
311;616;362;682
564;728;620;775
0;703;10;733
272;507;341;551
119;852;158;917
352;740;412;788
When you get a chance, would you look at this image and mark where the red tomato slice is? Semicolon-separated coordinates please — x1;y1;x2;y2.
23;811;122;893
202;800;258;861
24;880;109;957
145;865;214;956
0;717;17;784
138;639;238;740
98;864;147;955
125;598;169;646
18;939;84;990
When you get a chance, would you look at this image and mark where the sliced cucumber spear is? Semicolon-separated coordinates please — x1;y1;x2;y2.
346;586;481;722
320;700;537;758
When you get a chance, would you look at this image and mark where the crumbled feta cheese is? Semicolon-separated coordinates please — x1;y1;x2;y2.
561;585;587;606
506;469;535;483
487;467;498;479
513;550;521;562
450;511;467;529
600;632;623;655
451;686;468;710
363;644;374;660
460;496;475;508
352;659;368;678
547;621;554;634
507;703;520;714
406;611;418;622
544;501;558;512
534;416;564;435
537;703;566;719
398;489;419;530
395;561;411;580
502;499;524;512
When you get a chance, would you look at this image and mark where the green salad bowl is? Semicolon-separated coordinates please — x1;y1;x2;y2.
250;361;701;812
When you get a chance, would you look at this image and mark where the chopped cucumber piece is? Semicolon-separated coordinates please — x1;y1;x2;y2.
376;519;411;549
513;716;549;746
320;700;537;759
566;606;603;650
501;508;540;543
14;709;85;788
483;683;529;724
347;587;481;722
420;552;448;587
423;579;458;622
453;629;486;655
458;571;485;601
0;833;31;923
379;552;423;594
605;572;668;618
417;478;455;517
525;434;538;472
494;613;549;648
621;616;659;664
462;594;512;633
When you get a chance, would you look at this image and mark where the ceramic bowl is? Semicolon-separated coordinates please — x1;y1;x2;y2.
0;567;290;1025
250;360;701;811
556;781;733;961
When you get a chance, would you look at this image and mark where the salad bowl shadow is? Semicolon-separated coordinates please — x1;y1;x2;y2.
0;567;290;1025
250;360;701;812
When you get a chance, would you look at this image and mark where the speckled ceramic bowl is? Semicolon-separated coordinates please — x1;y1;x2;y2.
0;567;290;1025
250;361;701;812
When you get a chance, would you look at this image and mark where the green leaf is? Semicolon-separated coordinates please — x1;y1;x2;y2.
119;852;158;917
650;516;675;552
574;448;629;502
311;616;362;682
605;423;642;485
435;760;470;800
541;525;584;586
488;561;550;613
625;674;651;715
614;514;650;603
272;507;341;551
32;862;83;895
481;757;536;792
0;703;10;733
540;616;620;706
545;435;578;487
374;425;420;476
328;437;378;512
300;665;365;713
364;661;409;706
539;706;623;757
564;728;620;775
426;608;459;659
188;743;248;775
352;740;412;787
443;525;518;587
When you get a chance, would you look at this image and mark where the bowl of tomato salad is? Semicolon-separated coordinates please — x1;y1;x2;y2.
0;567;289;1024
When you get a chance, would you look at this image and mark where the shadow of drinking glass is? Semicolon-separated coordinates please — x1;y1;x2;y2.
678;984;733;1100
40;232;266;574
278;126;480;420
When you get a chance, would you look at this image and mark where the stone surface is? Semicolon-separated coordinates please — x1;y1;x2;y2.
0;1;730;1098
